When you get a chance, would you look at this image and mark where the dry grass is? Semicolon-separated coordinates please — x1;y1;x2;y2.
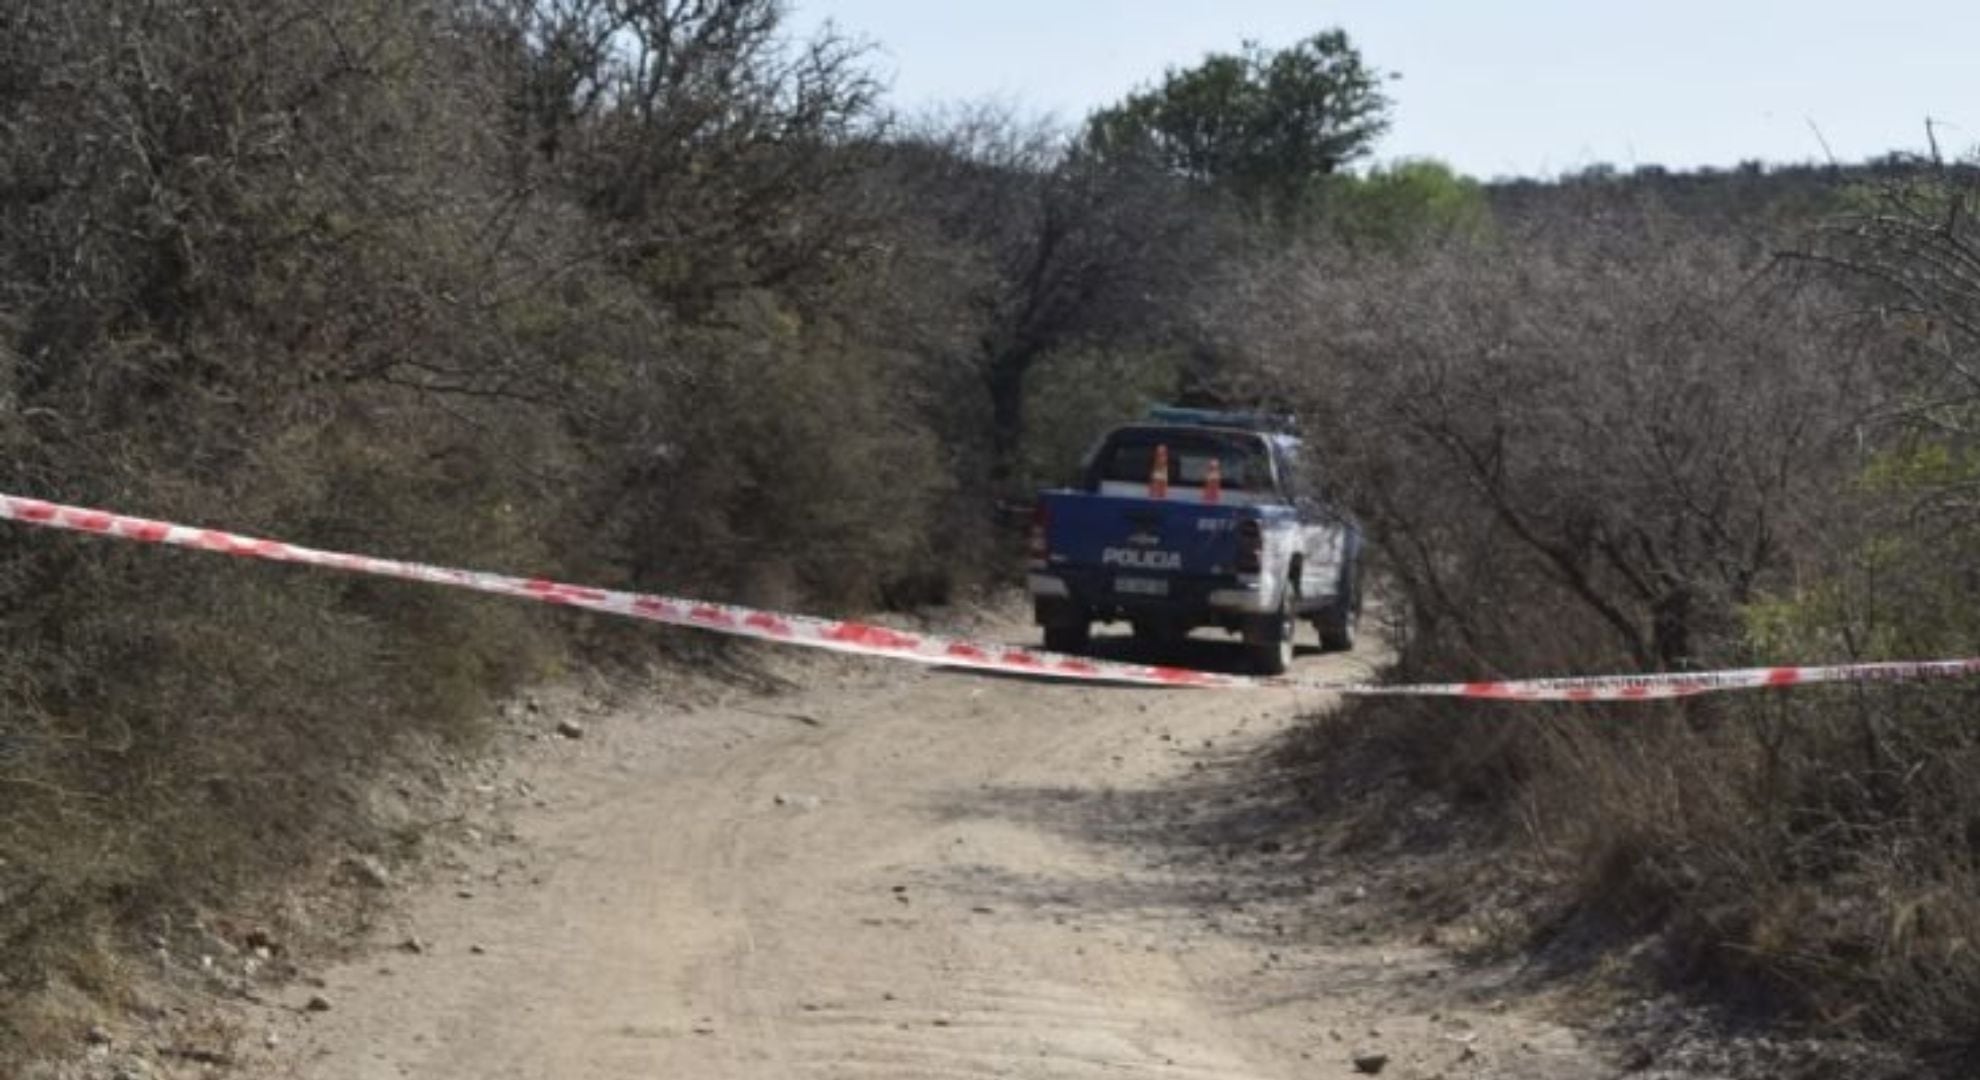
1287;684;1980;1064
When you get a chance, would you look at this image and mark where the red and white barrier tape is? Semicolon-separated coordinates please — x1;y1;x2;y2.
1340;659;1980;701
0;493;1245;689
4;492;1979;702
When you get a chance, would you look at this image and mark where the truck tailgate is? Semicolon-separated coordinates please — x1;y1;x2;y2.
1040;491;1249;577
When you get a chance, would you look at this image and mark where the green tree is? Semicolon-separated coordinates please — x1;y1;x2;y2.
1319;159;1492;249
1084;30;1391;217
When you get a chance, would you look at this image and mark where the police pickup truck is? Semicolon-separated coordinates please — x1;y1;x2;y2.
1026;407;1362;675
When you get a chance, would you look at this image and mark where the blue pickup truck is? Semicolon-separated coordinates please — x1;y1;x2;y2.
1026;407;1362;674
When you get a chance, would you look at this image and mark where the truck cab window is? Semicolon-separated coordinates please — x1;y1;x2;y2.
1091;430;1272;492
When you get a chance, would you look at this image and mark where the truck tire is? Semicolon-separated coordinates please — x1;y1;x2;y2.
1247;587;1296;676
1316;564;1359;653
1043;620;1090;655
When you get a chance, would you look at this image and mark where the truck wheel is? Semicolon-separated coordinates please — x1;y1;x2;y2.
1316;567;1359;653
1316;606;1355;653
1247;589;1296;676
1043;620;1090;655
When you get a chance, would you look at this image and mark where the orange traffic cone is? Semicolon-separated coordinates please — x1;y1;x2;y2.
1203;456;1222;504
1149;444;1170;499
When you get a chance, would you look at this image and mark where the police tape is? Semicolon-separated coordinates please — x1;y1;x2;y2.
0;493;1247;689
1344;659;1980;701
4;491;1979;702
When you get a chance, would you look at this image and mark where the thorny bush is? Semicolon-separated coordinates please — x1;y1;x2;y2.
1231;181;1980;1063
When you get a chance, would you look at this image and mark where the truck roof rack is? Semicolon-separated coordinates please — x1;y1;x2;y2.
1144;405;1299;435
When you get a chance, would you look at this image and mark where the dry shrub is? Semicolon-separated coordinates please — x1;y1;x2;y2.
0;0;830;1053
1287;667;1980;1062
1234;199;1980;1061
593;302;958;611
1234;207;1876;676
1;1;1093;1057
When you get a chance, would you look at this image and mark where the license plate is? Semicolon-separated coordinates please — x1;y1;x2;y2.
1114;576;1169;597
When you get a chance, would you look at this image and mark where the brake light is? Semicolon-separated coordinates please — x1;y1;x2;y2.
1236;519;1262;573
1203;457;1222;505
1149;444;1170;499
1029;502;1049;563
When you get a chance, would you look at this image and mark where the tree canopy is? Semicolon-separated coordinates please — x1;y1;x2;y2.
1083;30;1391;216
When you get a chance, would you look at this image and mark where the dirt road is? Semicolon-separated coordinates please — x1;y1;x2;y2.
252;625;1623;1080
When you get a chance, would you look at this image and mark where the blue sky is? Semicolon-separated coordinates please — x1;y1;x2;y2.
792;1;1976;180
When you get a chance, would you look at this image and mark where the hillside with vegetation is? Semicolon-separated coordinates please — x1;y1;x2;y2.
3;1;1978;1072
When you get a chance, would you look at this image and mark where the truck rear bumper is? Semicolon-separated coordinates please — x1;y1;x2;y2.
1027;568;1277;622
